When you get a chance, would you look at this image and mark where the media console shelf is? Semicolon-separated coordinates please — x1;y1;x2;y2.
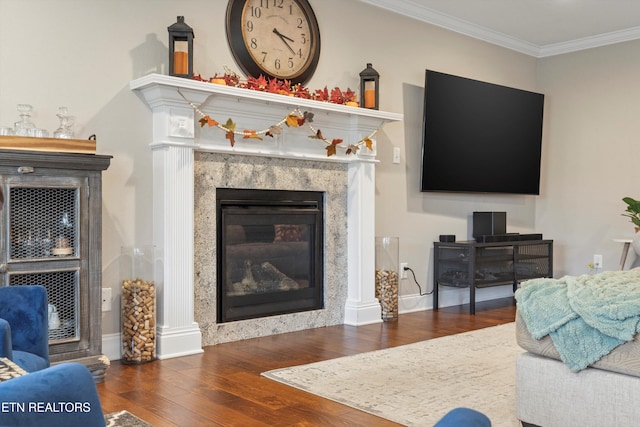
433;239;553;314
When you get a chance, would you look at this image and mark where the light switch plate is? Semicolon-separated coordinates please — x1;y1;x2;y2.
393;147;401;164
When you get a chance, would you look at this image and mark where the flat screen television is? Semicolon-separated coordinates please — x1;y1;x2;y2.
420;70;545;195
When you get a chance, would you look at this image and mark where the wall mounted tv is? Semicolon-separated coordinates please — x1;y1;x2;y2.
420;70;545;195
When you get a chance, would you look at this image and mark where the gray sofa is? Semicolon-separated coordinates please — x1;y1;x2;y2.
515;312;640;427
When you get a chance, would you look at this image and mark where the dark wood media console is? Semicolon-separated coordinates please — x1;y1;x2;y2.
433;239;553;314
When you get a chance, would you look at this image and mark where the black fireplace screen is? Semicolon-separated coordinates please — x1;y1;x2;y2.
216;188;324;322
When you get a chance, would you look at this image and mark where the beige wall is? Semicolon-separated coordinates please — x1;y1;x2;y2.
1;0;635;334
536;41;640;276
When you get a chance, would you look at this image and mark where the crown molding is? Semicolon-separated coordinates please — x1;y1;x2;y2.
538;26;640;57
359;0;640;58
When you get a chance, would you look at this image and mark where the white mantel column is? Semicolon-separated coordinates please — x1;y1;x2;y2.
344;158;382;325
153;143;203;359
149;101;206;359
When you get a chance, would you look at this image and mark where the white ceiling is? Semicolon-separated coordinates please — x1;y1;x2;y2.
359;0;640;57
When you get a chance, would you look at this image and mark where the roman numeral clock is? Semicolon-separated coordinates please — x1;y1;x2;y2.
226;0;321;84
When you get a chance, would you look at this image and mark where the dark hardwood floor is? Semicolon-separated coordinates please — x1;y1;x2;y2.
96;298;517;426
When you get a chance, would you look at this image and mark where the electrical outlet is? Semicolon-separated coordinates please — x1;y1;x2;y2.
593;254;603;270
400;262;408;279
102;288;112;312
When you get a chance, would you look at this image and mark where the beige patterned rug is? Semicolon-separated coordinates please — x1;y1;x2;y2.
262;323;522;426
105;410;153;427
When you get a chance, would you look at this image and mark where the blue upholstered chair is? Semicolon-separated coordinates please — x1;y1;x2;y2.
0;362;106;427
0;285;50;372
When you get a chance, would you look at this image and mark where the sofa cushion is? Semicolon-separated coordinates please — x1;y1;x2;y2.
0;362;106;427
12;350;48;372
516;310;640;378
516;352;640;427
0;286;49;363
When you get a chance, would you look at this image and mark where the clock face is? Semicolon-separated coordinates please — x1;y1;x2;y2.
226;0;321;84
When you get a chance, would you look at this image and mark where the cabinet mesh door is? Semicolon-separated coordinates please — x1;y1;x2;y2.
7;185;81;343
9;187;78;260
10;271;80;342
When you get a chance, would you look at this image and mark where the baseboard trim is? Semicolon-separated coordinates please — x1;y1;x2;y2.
156;324;204;359
102;332;122;361
399;285;514;313
103;324;204;361
344;299;383;326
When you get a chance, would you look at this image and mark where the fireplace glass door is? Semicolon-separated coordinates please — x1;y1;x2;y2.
217;189;324;322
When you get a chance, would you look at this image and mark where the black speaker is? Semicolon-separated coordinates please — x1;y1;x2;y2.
478;233;519;243
473;212;507;239
439;235;456;242
519;233;543;241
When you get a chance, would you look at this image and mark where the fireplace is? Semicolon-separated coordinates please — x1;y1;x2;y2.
130;74;402;357
217;188;324;322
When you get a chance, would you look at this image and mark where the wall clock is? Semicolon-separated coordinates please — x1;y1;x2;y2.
226;0;321;85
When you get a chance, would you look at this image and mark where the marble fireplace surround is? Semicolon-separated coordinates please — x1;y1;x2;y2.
130;74;402;359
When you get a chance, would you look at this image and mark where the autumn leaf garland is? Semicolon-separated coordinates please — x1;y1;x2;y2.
180;90;377;157
194;73;359;105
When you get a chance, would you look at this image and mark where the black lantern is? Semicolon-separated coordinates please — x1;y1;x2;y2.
359;63;379;110
168;16;194;78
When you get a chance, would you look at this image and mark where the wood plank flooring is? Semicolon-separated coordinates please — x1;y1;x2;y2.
96;298;517;426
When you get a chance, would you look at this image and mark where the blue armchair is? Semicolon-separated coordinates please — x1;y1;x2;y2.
0;285;50;372
0;361;106;427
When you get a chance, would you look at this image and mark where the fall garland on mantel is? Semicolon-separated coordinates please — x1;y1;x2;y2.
180;73;378;157
193;72;359;105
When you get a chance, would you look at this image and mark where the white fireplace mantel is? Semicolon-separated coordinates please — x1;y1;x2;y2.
130;74;403;359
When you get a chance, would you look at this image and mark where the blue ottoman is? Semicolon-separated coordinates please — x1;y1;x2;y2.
434;407;491;427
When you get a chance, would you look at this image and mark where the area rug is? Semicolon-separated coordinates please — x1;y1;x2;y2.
262;323;522;426
105;410;153;427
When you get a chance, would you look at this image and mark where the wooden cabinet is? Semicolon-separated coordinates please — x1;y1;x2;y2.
433;239;553;314
0;149;111;380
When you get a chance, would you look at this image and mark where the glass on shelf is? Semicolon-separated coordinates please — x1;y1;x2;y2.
52;212;74;256
14;104;36;136
40;229;53;257
53;107;75;139
12;104;48;137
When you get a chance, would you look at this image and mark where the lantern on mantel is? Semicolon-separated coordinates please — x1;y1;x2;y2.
359;63;379;110
168;16;194;78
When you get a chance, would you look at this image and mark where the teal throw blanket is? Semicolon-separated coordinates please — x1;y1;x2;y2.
515;270;640;372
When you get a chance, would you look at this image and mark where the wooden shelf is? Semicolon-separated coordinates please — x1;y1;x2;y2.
0;135;96;154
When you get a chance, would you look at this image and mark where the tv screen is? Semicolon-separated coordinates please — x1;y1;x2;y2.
421;70;544;195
